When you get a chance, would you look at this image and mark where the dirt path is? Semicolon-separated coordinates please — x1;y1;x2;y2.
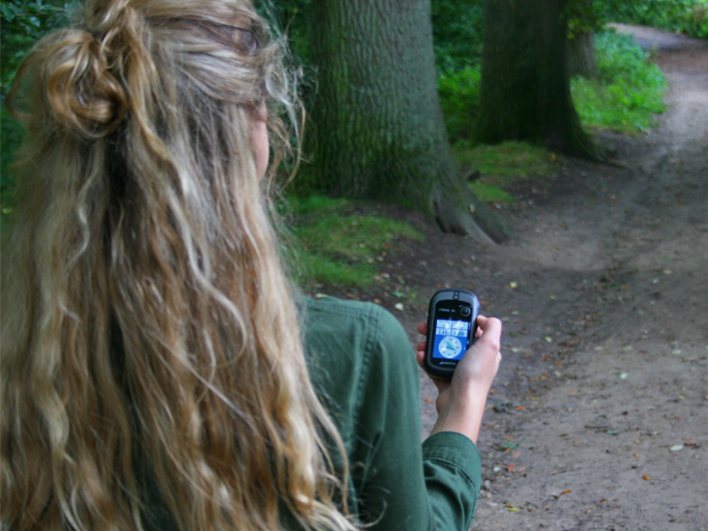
373;25;707;530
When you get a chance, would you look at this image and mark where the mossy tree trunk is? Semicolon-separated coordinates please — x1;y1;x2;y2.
303;0;513;243
475;0;602;159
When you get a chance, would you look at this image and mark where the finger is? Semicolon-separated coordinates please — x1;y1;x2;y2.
417;322;428;335
416;350;425;369
477;315;501;336
416;350;450;392
417;341;426;352
476;317;502;350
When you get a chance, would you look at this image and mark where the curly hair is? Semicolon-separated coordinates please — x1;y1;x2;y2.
1;1;355;530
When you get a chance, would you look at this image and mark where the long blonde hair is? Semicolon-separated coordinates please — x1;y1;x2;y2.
1;1;355;529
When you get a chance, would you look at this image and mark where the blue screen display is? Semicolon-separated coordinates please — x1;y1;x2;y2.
431;317;470;361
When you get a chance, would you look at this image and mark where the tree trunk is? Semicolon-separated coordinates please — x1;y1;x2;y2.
569;30;598;78
475;0;602;159
303;0;514;243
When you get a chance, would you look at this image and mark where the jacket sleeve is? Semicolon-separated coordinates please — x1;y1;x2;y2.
349;306;482;531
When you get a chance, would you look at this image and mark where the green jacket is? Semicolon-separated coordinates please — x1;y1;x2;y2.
137;296;482;530
303;296;481;530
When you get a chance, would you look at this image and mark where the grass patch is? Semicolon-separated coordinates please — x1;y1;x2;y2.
455;141;557;183
467;182;514;205
452;141;560;205
282;195;424;289
571;30;666;134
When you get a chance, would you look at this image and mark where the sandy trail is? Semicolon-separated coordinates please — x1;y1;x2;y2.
337;23;708;530
462;25;708;531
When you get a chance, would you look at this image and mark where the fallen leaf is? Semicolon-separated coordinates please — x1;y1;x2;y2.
643;475;651;481
544;336;553;343
425;398;434;404
394;303;404;311
670;444;684;452
507;464;516;473
515;405;526;410
561;489;571;495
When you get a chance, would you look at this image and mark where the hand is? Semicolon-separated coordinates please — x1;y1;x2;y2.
416;316;502;443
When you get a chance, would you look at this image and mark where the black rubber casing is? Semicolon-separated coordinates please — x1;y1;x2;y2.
423;289;480;380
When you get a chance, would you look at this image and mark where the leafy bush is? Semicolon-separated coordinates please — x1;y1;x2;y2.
431;0;484;73
437;66;481;146
601;0;708;39
571;30;666;134
1;1;73;222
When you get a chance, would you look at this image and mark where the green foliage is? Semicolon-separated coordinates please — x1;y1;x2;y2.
282;195;424;289
431;0;484;73
439;29;667;147
571;30;666;134
1;1;73;222
256;0;311;62
566;0;614;37
437;66;481;146
601;0;708;39
1;1;70;89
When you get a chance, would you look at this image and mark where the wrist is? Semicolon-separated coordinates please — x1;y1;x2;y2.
430;387;488;442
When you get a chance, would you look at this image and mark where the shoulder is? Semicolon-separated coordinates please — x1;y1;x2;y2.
303;295;402;333
302;296;415;437
303;296;410;363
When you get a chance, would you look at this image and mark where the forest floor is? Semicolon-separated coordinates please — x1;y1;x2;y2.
328;25;708;530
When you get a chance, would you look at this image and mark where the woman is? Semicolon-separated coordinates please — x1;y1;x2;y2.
1;0;502;530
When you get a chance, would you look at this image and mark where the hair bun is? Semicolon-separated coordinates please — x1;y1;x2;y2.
44;29;127;138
